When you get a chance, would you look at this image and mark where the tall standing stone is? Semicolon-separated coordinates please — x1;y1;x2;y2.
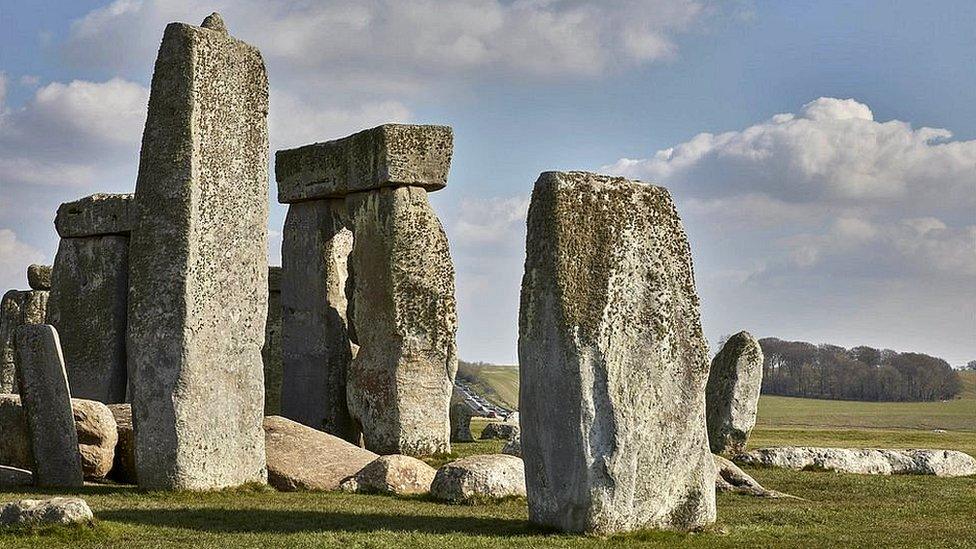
450;386;475;443
263;266;283;415
706;331;763;455
275;124;456;456
0;289;49;393
518;171;716;534
47;193;134;404
127;13;269;490
14;324;84;487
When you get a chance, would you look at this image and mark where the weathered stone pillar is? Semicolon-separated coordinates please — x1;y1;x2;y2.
518;171;716;534
47;193;133;404
706;331;763;455
127;13;268;490
263;266;283;415
275;124;457;456
0;274;49;393
14;324;84;487
450;386;475;442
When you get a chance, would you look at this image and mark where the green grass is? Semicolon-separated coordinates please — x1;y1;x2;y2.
460;364;520;410
2;374;975;547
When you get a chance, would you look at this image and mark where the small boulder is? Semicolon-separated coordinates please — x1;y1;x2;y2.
501;434;521;457
0;497;93;527
107;404;136;484
430;454;526;503
264;415;377;491
0;466;32;487
480;422;518;441
26;265;52;291
340;454;436;495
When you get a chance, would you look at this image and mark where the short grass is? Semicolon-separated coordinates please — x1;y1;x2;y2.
461;364;519;410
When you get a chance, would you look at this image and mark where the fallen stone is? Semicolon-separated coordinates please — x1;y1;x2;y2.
264;416;377;491
54;193;134;238
0;466;32;487
706;331;763;455
340;454;436;495
735;447;976;477
345;186;457;456
14;325;83;487
279;200;357;440
127;15;269;490
276;124;453;203
72;399;118;479
0;498;93;527
1;290;48;393
518;171;716;534
450;387;474;442
714;454;796;498
430;454;526;503
26;265;51;291
501;434;521;457
107;404;136;484
480;422;518;441
263;266;283;416
47;235;129;403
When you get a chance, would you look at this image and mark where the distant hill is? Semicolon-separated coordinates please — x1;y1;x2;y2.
457;361;519;410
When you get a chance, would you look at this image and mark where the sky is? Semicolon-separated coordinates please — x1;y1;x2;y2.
0;0;973;366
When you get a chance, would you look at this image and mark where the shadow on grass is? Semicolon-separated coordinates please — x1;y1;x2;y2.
99;507;535;537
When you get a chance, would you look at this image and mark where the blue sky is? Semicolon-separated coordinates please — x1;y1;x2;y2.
1;1;974;365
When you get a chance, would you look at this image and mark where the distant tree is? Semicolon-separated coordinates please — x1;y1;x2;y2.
965;360;976;371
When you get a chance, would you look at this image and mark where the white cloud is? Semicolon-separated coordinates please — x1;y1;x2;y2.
0;229;46;291
451;195;529;248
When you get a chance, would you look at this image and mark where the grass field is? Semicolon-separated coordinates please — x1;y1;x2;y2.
460;364;519;410
1;374;974;547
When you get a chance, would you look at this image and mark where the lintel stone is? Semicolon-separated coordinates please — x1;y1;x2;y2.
275;124;452;203
54;193;135;238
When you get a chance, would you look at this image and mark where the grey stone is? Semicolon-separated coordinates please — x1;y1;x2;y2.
430;454;526;503
276;124;452;203
54;193;134;238
47;236;129;403
501;433;521;457
450;386;474;442
0;497;93;527
0;395;32;469
713;454;796;498
201;11;226;33
263;267;283;416
339;454;436;495
518;171;716;534
107;404;136;484
706;331;763;455
280;200;357;440
735;447;976;477
127;17;269;490
345;186;458;456
480;421;518;441
0;290;48;393
13;325;83;487
264;416;377;491
26;265;51;291
0;466;32;487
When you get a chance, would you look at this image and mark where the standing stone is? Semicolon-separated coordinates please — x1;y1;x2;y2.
0;290;48;393
263;267;283;415
450;386;474;442
127;14;269;490
345;186;458;456
26;265;51;291
279;201;357;440
706;331;763;455
518;171;715;534
13;325;83;488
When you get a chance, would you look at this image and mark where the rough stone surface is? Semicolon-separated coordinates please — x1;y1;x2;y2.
127;17;269;490
201;11;226;32
72;399;118;479
264;416;377;491
280;201;357;440
713;454;794;498
450;387;474;442
345;186;458;456
0;290;48;393
26;265;51;291
0;498;93;527
14;325;83;487
502;434;521;457
340;454;436;495
276;124;453;203
0;395;35;470
735;447;976;477
706;331;763;455
0;466;32;487
54;193;134;238
47;235;129;403
107;404;136;484
518;171;716;534
480;421;519;441
430;454;526;503
263;267;283;415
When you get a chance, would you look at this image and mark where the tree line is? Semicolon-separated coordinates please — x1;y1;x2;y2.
759;338;963;402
